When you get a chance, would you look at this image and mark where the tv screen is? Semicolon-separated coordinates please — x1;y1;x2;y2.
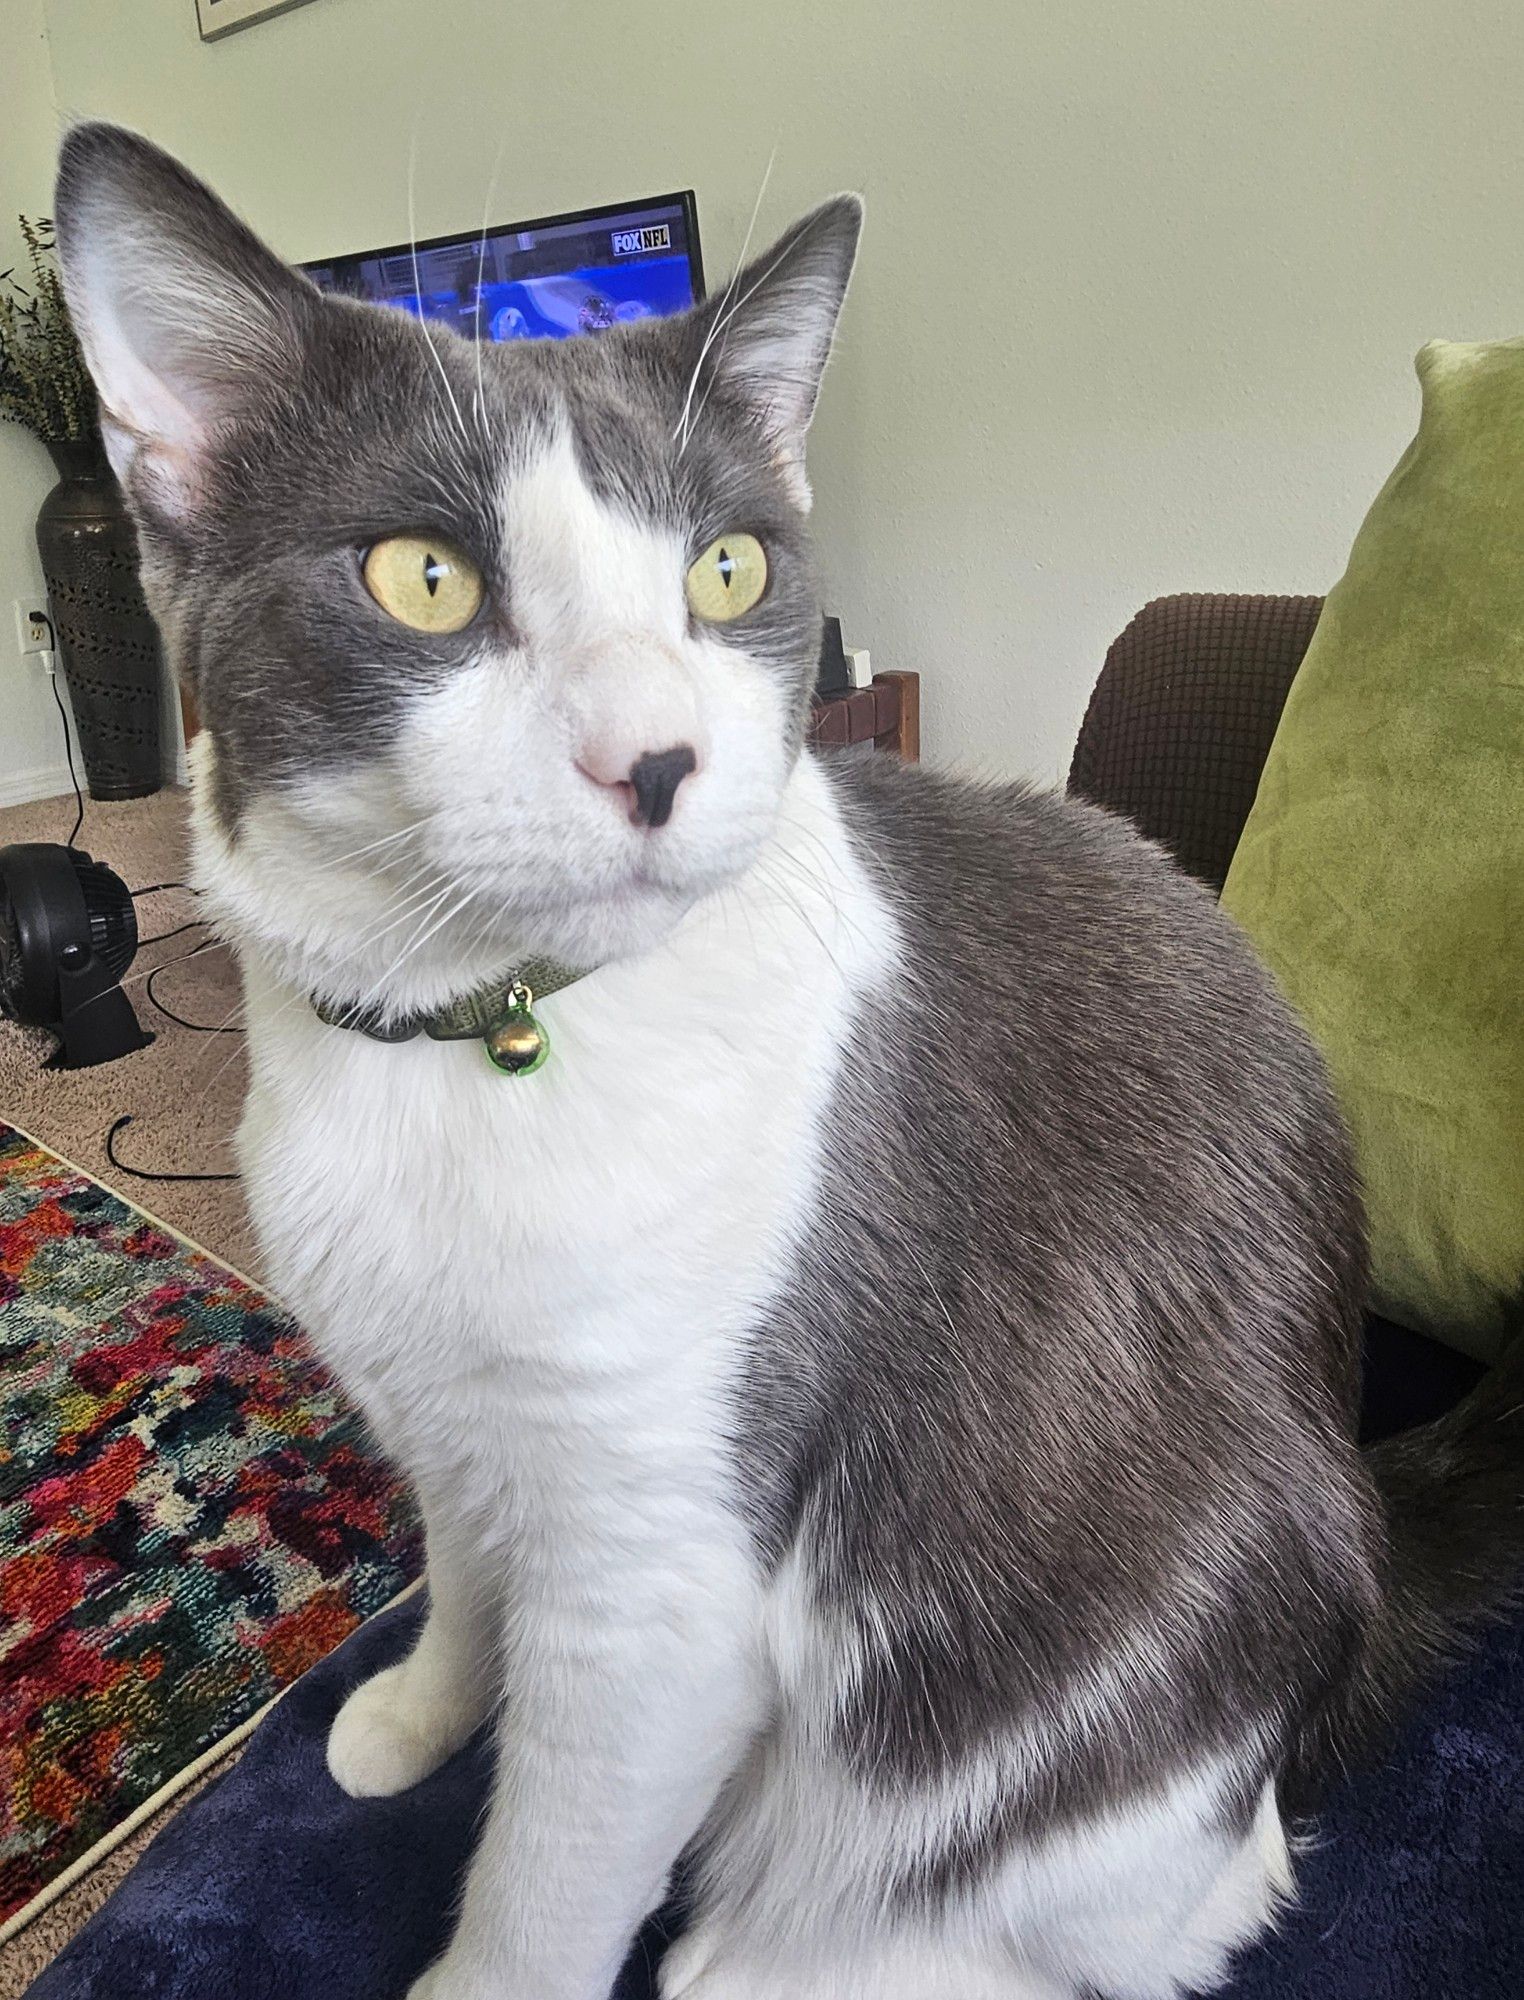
302;192;704;342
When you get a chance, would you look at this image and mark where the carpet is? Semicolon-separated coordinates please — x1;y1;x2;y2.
0;1121;421;1937
20;1588;1523;2000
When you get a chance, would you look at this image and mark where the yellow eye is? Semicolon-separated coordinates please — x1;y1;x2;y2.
362;535;484;634
685;533;767;624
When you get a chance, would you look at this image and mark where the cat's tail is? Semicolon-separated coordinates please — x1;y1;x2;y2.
1289;1325;1524;1805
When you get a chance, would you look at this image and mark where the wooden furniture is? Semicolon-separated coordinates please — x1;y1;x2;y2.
809;671;920;761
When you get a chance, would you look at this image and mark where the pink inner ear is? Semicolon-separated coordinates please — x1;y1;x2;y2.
63;237;232;524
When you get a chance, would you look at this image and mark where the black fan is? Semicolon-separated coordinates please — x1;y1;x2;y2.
0;843;152;1068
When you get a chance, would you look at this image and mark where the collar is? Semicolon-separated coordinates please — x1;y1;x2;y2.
312;957;586;1075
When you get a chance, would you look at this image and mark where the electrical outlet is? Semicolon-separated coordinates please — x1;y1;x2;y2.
13;600;52;658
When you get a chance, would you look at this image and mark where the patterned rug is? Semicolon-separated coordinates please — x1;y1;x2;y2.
0;1121;421;1934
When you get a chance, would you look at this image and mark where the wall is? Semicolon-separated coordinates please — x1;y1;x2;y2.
0;0;73;809
21;0;1524;786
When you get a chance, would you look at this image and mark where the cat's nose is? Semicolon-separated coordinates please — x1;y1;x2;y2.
626;746;697;828
580;743;699;829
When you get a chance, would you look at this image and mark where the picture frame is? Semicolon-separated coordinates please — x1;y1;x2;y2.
196;0;319;41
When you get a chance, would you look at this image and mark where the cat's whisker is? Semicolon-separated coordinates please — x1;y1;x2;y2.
345;882;478;1023
184;869;456;1100
471;134;509;441
682;201;851;470
674;144;777;456
407;128;471;447
319;816;434;871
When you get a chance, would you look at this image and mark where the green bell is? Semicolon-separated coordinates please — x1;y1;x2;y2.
483;987;549;1076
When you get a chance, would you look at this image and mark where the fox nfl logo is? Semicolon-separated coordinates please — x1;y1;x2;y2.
611;224;671;257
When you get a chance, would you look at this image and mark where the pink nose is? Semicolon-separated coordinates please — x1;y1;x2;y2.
579;744;698;829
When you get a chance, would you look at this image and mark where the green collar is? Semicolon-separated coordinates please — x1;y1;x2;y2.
312;957;585;1075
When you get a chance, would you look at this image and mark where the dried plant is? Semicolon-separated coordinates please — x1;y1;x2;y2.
0;216;98;445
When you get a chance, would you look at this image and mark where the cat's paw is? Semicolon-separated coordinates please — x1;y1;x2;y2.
326;1658;483;1799
404;1962;472;2000
659;1927;768;2000
404;1960;491;2000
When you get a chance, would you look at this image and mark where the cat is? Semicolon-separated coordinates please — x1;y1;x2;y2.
55;122;1524;2000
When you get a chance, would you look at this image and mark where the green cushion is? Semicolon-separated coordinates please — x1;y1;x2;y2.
1221;338;1524;1361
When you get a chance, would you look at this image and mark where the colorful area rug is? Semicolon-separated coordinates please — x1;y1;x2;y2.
0;1120;421;1935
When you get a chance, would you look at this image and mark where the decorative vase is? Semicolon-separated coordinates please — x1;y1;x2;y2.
35;435;164;801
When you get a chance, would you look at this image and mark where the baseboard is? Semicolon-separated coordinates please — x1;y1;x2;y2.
0;761;75;811
0;750;188;811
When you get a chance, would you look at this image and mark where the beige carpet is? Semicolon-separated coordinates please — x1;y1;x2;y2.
0;787;258;1998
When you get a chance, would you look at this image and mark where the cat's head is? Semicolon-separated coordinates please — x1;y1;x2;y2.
54;124;860;1014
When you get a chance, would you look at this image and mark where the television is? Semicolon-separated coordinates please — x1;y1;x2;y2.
302;191;704;342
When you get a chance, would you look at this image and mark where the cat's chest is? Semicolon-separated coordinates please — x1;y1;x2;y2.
239;966;842;1402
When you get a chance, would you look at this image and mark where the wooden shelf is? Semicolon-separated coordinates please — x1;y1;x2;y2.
809;672;920;761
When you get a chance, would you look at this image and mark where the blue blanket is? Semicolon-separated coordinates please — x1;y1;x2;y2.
24;1588;1524;2000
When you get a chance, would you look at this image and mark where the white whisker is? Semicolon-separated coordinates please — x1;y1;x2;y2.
472;133;509;440
408;128;471;446
673;143;776;456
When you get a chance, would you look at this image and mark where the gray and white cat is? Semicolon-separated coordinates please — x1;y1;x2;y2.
55;124;1524;2000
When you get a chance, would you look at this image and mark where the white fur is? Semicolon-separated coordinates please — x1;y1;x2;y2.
192;431;1291;2000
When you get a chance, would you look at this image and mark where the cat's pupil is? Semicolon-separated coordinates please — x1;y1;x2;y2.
717;548;734;589
423;555;443;597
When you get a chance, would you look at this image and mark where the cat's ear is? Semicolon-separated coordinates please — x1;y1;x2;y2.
54;122;317;526
681;194;862;507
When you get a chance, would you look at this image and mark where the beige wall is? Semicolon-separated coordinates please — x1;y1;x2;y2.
10;0;1524;795
0;0;72;807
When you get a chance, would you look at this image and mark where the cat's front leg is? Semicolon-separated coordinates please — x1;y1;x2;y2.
407;1524;765;2000
329;1491;499;1798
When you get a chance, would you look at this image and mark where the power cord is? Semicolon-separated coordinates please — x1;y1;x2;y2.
137;918;208;950
103;937;245;1178
105;1114;239;1184
144;938;241;1034
37;612;85;851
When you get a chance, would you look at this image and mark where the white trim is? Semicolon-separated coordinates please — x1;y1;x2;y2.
0;761;76;810
1;1116;274;1303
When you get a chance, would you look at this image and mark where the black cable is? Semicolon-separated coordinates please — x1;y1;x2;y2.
47;658;85;851
130;881;190;898
145;941;241;1033
105;1114;240;1184
137;917;209;950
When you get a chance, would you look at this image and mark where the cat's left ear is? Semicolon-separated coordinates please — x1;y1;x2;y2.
54;121;318;530
679;194;862;507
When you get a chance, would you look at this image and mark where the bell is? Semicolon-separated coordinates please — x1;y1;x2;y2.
484;1007;549;1076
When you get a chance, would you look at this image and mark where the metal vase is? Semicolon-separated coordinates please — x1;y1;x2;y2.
35;436;164;801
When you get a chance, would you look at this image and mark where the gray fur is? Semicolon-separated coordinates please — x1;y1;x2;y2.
738;760;1378;1894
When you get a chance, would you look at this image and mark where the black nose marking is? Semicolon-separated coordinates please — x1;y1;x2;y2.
627;745;698;829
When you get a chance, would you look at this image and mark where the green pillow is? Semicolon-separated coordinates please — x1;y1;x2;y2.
1221;338;1524;1362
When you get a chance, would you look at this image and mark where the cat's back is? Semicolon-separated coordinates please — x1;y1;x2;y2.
829;751;1350;1197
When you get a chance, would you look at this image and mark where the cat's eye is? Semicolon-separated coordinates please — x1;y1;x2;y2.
685;533;768;624
362;535;484;634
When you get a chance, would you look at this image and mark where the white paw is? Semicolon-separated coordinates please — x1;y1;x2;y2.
405;1948;526;2000
326;1659;482;1799
404;1963;469;2000
404;1962;486;2000
659;1927;770;2000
